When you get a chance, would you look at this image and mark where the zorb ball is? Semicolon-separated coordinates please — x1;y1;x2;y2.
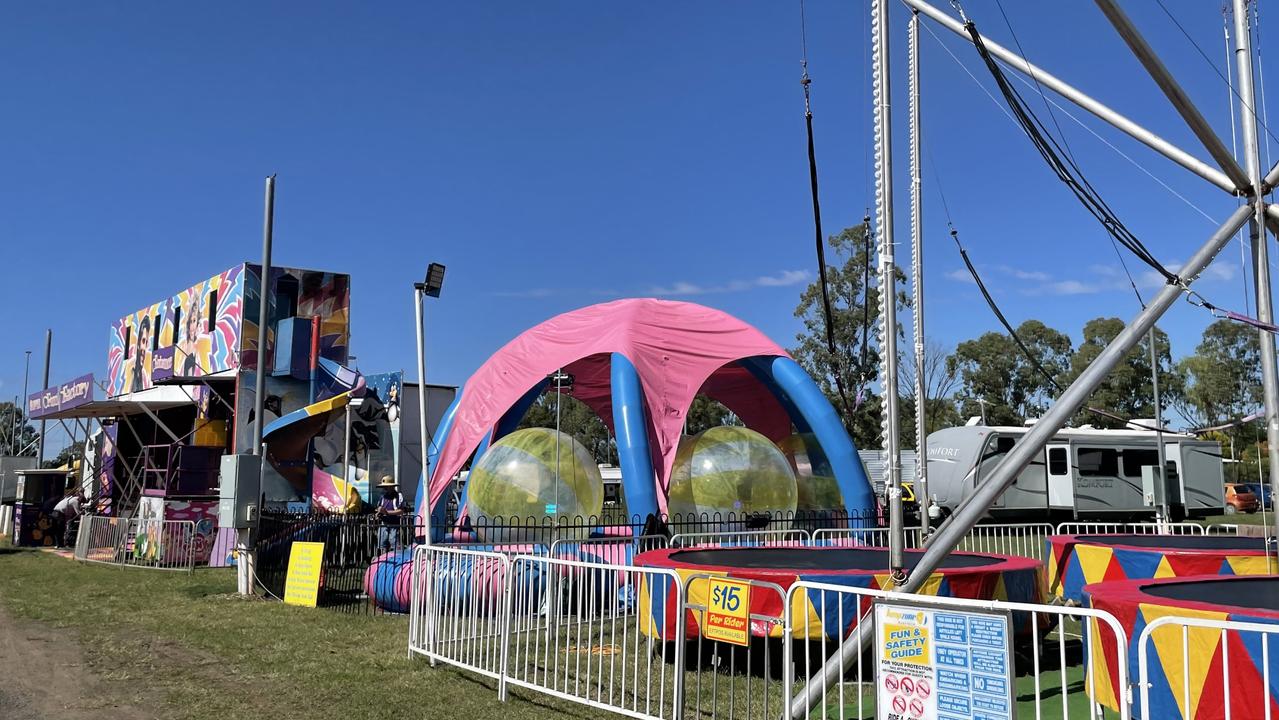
778;433;845;513
466;427;603;542
667;426;798;525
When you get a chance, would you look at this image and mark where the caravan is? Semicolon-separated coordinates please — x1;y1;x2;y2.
925;423;1225;521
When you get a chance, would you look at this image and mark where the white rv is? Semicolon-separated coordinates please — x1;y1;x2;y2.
925;423;1225;520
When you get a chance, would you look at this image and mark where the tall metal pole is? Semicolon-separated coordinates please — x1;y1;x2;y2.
1232;0;1279;506
240;174;274;597
1147;329;1169;523
17;351;31;456
251;175;275;456
791;204;1253;718
908;8;929;534
413;285;431;545
871;0;905;580
38;330;51;465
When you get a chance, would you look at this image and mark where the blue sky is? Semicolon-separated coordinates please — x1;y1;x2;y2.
1;2;1271;446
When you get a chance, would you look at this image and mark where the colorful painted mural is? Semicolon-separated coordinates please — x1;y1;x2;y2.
107;265;245;396
239;266;350;375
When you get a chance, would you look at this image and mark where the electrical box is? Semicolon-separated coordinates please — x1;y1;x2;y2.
219;454;261;529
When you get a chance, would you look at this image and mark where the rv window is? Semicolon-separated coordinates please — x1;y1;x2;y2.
1077;447;1119;476
1122;449;1159;477
1048;448;1067;475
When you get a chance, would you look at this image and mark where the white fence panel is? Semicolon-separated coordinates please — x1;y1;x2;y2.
503;554;684;720
670;529;810;549
1138;615;1279;720
407;545;511;682
1057;521;1204;536
810;526;924;548
785;580;1133;720
74;516;196;572
957;523;1056;562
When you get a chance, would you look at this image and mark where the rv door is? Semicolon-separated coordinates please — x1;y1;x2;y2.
1046;443;1073;512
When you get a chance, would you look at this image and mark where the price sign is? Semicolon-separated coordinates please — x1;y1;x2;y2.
704;577;751;646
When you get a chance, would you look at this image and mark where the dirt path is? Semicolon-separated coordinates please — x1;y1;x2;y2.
0;604;152;720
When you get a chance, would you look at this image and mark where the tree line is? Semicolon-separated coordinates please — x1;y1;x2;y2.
791;223;1268;478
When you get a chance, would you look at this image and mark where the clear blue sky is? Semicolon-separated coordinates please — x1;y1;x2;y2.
1;2;1270;444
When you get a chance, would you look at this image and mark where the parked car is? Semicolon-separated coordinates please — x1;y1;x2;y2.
1241;482;1274;510
1223;483;1260;514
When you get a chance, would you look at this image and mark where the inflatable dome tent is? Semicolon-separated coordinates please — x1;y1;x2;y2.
415;299;874;536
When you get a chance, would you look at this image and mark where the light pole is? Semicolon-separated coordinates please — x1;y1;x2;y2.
16;351;31;456
414;262;446;545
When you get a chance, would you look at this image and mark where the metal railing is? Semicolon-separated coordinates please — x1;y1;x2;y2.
548;534;669;564
74;515;197;572
809;526;923;547
955;522;1056;562
680;574;788;720
1138;614;1278;720
670;528;810;549
503;554;684;719
1056;521;1205;535
407;544;511;682
785;580;1133;720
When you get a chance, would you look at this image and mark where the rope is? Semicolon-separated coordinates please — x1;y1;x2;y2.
799;0;854;423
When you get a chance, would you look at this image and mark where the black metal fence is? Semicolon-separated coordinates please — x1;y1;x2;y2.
253;508;888;615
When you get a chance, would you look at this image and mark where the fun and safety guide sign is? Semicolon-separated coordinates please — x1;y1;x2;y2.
875;601;1014;720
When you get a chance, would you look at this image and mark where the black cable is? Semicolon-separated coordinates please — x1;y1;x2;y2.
963;19;1180;286
799;5;854;423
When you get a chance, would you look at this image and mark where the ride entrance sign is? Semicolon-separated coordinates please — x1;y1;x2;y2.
875;600;1014;720
703;577;751;646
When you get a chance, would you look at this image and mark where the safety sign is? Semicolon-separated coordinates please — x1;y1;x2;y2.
875;600;1014;720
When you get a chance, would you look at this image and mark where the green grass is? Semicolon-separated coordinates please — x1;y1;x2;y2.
0;547;593;720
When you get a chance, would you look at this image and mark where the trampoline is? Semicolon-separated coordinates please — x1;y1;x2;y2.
1046;533;1277;603
1084;576;1279;720
634;546;1043;641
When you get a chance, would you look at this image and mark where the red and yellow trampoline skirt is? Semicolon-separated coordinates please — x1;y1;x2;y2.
1084;575;1279;720
1047;534;1276;604
634;546;1043;641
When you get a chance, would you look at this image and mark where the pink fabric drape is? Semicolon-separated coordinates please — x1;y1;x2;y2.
425;299;790;516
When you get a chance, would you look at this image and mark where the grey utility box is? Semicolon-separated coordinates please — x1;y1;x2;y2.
219;453;262;529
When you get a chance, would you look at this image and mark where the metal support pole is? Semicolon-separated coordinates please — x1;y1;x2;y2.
343;402;352;496
1094;0;1250;192
790;203;1252;718
901;0;1236;194
1147;328;1169;523
38;330;50;464
908;8;930;534
413;285;431;545
872;0;906;579
241;174;274;597
251;175;275;456
18;351;30;456
1232;0;1279;508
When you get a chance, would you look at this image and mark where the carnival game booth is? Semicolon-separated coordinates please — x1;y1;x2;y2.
633;546;1044;641
1048;534;1277;603
1084;575;1279;719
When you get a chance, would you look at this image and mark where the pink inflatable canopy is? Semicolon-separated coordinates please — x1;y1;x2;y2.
424;299;793;514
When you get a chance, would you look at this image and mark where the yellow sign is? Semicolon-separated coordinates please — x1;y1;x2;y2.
704;577;751;646
283;541;325;607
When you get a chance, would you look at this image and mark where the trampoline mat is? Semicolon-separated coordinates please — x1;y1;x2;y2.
1076;535;1268;551
1143;577;1279;613
668;547;1002;571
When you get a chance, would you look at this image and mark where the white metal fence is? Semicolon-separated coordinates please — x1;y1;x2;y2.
1138;614;1279;720
407;544;511;683
670;528;811;549
1056;521;1205;535
74;515;197;572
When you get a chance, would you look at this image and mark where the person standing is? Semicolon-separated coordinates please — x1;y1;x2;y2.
375;476;406;550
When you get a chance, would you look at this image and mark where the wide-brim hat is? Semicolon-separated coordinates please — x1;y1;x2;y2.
376;476;398;488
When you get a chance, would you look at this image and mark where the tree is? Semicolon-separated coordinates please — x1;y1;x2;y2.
1174;319;1261;429
44;443;81;470
685;396;741;435
899;338;962;446
792;223;908;447
518;392;616;465
949;320;1072;425
0;402;38;457
1063;318;1182;429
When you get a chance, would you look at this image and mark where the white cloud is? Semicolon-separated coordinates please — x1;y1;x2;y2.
945;269;976;284
996;265;1050;281
648;270;811;296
